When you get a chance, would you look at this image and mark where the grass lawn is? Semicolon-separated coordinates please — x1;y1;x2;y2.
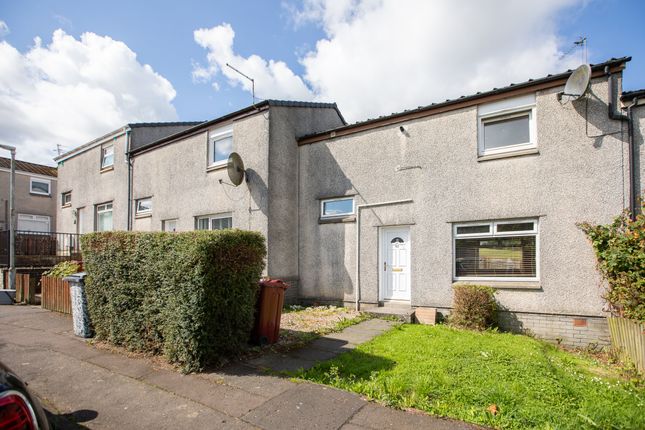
300;324;644;429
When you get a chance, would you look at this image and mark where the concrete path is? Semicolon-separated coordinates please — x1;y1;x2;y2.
0;306;481;430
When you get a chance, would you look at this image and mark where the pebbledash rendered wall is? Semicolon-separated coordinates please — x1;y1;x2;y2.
57;131;129;235
297;74;637;347
130;104;345;301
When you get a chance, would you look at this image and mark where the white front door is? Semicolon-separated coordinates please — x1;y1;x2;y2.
381;226;411;301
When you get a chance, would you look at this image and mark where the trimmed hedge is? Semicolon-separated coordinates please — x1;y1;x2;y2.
81;230;266;372
450;284;497;331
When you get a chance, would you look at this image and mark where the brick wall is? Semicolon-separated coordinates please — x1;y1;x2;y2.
435;307;610;348
496;311;610;348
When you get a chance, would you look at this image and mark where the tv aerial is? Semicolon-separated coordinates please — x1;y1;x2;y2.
559;64;591;103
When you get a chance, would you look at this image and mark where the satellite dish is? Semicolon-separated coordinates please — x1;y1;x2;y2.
227;152;245;186
562;64;591;102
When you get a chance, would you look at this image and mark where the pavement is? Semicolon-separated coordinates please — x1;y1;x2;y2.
0;305;481;429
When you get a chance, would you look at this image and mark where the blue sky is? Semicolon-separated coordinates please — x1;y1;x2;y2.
1;0;644;163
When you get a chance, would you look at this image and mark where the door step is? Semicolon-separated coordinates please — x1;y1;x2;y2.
364;305;415;323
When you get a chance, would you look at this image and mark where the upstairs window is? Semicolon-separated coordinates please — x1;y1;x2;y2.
30;178;51;196
208;127;233;167
101;144;114;169
478;94;536;156
321;197;354;218
136;197;152;215
454;219;538;281
196;213;232;230
61;191;72;207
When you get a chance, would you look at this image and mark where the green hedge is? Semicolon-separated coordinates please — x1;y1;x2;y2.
579;201;645;322
81;230;266;372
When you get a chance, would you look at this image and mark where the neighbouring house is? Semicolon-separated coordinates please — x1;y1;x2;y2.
0;157;57;233
55;122;204;234
57;56;645;347
0;157;59;286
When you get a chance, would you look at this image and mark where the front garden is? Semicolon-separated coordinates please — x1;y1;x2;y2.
301;324;644;429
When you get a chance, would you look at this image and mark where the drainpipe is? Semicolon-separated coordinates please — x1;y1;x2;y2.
355;199;413;311
605;67;636;220
626;97;640;220
0;144;16;291
124;127;132;230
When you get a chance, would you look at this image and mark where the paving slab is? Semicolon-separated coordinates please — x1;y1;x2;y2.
142;368;268;418
347;403;483;430
247;352;316;373
242;382;366;430
308;337;356;353
201;363;293;398
85;351;156;380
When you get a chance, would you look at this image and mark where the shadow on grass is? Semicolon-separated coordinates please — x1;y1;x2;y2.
300;349;397;382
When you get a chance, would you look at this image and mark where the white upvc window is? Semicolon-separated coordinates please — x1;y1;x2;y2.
61;191;72;207
162;219;178;232
207;127;233;167
320;197;355;218
30;178;51;196
101;144;114;169
196;213;232;230
453;218;539;282
96;202;113;232
478;94;537;156
136;197;152;215
17;214;50;232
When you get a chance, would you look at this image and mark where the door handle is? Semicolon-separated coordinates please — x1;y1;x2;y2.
383;261;387;271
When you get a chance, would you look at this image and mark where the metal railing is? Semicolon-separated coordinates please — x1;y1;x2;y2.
0;230;82;268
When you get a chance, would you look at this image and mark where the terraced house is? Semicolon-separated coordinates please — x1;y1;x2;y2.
57;56;645;347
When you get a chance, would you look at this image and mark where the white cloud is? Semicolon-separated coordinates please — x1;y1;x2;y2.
0;20;9;37
192;23;313;101
0;29;177;165
196;0;584;122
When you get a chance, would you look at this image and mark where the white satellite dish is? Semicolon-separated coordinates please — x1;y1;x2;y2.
562;64;591;102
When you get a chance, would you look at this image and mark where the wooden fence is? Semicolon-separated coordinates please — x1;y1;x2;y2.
41;276;72;315
5;273;35;304
608;317;645;374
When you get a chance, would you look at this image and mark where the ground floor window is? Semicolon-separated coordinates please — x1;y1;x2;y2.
453;219;538;281
95;202;113;232
195;213;232;230
162;219;178;232
17;214;50;232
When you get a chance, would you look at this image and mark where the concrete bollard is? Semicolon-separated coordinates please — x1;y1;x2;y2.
63;272;92;338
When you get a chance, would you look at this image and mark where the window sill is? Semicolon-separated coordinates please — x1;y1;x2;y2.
61;203;71;209
453;280;541;290
206;162;227;172
477;148;539;162
29;193;51;197
135;213;152;219
316;192;357;200
319;215;356;224
100;166;114;173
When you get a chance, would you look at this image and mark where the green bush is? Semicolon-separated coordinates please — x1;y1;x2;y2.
450;284;497;330
579;202;645;322
81;230;266;372
43;260;82;278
